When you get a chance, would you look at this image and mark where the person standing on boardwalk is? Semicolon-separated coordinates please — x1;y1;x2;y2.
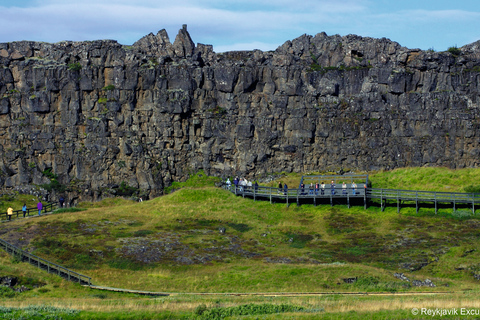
352;182;357;195
7;207;13;221
284;183;288;195
342;182;347;195
331;180;335;195
321;182;325;195
37;201;43;215
309;183;314;195
278;182;282;194
22;203;27;217
315;182;320;195
59;196;65;208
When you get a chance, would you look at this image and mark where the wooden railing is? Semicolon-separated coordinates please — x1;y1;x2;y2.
1;202;57;221
0;237;92;285
225;184;367;208
225;184;479;214
367;188;480;214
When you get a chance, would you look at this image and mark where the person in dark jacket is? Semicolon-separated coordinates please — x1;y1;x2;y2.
284;183;288;195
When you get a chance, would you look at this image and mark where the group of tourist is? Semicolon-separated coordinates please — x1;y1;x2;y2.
226;177;259;192
300;181;359;195
5;201;45;221
224;178;363;196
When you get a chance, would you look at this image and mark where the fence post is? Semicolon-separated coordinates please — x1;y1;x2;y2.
364;188;367;210
453;193;456;213
473;194;475;215
397;191;400;213
416;191;419;213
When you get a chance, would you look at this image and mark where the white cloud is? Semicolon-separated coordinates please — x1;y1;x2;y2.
1;0;478;52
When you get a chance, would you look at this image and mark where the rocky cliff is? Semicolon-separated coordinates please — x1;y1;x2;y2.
1;25;480;201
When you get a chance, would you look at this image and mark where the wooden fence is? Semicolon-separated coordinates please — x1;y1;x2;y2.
226;176;479;214
0;237;92;285
1;202;56;221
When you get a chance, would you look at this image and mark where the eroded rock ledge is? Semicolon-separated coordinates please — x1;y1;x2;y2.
1;25;480;200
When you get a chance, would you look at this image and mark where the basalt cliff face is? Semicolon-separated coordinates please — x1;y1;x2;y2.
1;25;480;200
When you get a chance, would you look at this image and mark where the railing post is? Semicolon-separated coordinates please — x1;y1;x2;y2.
296;189;299;207
397;190;400;213
364;188;367;210
416;191;418;213
473;194;475;215
453;193;456;213
435;192;437;214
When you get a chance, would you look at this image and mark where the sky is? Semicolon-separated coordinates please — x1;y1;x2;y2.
0;0;479;53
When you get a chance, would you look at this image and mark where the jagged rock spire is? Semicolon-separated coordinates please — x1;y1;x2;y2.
173;24;195;58
132;29;174;57
133;24;195;58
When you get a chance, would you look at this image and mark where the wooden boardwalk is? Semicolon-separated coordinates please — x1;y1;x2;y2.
0;237;92;285
227;174;480;214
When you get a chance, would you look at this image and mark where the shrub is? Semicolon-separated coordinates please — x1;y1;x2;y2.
68;62;82;71
447;46;461;56
114;181;139;197
98;97;108;104
102;85;116;91
464;184;480;193
0;286;16;298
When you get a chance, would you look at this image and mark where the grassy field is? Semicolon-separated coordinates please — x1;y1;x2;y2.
1;167;480;319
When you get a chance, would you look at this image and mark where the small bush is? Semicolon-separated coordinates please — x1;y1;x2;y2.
0;286;16;298
464;185;480;193
227;223;252;233
114;181;139;197
102;84;116;91
68;62;82;71
133;230;154;237
447;46;461;56
452;209;474;220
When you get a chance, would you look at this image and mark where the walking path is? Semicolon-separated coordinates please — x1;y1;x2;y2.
227;174;480;214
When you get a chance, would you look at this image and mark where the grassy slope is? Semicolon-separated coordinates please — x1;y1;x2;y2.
1;167;480;319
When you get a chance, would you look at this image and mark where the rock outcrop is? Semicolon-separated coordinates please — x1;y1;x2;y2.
1;25;480;200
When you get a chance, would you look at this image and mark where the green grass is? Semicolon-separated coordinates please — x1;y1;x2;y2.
0;192;41;214
2;167;480;318
369;167;480;192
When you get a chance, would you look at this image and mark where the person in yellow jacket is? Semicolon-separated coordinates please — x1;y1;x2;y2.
7;207;13;221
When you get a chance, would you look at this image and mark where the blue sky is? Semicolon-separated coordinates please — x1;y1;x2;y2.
0;0;479;52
